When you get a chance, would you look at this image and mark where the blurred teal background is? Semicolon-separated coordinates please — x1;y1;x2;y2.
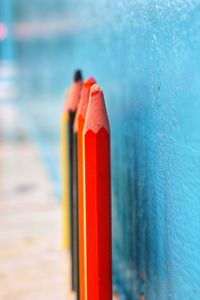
2;0;200;299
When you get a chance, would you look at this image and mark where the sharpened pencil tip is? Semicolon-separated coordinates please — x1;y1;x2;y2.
74;70;82;82
84;77;96;87
91;84;101;96
84;84;109;133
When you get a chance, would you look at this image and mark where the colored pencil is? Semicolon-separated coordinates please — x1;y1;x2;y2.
83;84;112;300
72;127;79;297
61;104;70;250
61;70;83;291
73;77;96;300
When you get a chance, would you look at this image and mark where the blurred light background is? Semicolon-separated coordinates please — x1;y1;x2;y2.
1;1;200;300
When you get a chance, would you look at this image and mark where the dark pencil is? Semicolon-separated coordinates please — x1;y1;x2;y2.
64;70;82;291
72;119;79;298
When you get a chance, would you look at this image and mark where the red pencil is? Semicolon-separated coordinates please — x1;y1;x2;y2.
83;84;112;300
74;77;96;300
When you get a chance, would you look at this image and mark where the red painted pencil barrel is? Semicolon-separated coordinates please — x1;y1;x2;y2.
83;85;112;300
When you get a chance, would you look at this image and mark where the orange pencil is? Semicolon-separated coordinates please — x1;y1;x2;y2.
83;84;112;300
74;77;96;300
64;70;83;291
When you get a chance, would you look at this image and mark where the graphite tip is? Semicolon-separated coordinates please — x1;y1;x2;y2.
74;69;82;82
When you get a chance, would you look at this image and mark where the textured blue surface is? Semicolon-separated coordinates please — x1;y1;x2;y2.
13;1;200;299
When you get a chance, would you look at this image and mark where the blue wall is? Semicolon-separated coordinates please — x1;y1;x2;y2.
0;0;13;60
14;1;200;299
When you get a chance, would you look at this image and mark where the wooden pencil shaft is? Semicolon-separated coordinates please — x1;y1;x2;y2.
68;110;76;291
72;132;79;297
85;128;112;300
61;113;70;249
77;115;86;300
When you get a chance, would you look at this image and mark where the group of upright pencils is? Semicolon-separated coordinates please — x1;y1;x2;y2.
61;70;112;300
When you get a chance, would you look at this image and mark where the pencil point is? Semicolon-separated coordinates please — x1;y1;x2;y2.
91;84;101;96
83;77;96;88
66;78;83;112
84;85;110;134
76;77;96;120
74;70;82;82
